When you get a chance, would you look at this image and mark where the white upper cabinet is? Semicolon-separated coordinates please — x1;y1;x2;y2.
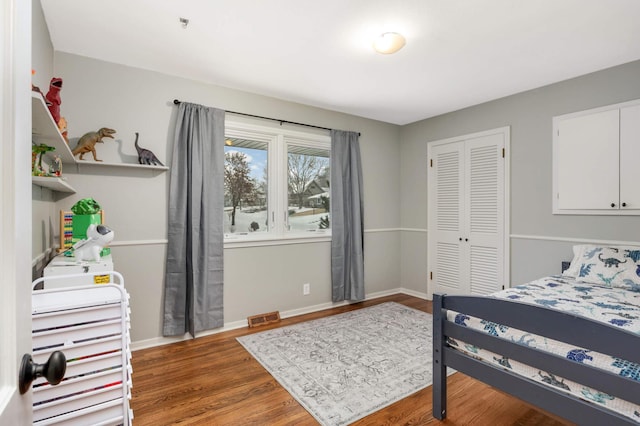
620;104;640;210
553;99;640;215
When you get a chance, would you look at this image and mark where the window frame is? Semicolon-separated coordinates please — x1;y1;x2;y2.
224;119;331;247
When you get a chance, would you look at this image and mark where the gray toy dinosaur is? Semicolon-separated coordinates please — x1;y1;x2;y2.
134;132;164;166
72;127;116;161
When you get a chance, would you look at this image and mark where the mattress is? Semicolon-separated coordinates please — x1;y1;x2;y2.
446;275;640;423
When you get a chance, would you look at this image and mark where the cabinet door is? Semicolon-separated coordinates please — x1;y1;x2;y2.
555;109;619;211
620;105;640;211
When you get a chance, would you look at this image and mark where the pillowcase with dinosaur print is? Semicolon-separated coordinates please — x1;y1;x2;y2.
563;245;640;291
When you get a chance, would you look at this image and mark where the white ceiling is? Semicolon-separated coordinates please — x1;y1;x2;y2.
40;0;640;125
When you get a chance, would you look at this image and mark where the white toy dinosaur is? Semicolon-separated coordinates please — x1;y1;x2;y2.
73;224;114;262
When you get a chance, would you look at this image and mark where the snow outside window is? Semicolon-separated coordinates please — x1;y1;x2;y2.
223;121;331;244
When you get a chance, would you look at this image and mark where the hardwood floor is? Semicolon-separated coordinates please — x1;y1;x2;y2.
131;294;572;425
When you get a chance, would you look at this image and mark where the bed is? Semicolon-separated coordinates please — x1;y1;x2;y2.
432;244;640;425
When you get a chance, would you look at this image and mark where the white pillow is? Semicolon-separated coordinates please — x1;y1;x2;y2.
563;244;640;291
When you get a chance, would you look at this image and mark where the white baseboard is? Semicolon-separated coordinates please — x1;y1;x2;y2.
130;287;428;352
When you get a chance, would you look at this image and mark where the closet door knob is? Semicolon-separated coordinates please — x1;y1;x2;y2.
622;202;627;207
459;237;462;241
611;203;616;208
19;351;66;394
465;238;469;242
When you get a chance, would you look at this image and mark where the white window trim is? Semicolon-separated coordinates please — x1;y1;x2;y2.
224;119;331;246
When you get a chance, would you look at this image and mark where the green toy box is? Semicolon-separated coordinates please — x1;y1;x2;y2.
72;213;102;241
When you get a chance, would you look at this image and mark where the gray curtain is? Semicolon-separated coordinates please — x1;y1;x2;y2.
330;130;364;302
163;102;225;337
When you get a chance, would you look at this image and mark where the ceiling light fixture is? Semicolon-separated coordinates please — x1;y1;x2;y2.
373;32;406;54
179;17;189;29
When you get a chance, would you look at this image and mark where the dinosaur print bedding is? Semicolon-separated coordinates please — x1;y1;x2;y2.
446;275;640;423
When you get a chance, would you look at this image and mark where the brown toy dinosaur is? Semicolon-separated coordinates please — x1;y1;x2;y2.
72;128;116;161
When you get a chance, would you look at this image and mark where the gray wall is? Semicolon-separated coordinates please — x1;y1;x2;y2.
32;0;640;347
31;0;57;277
50;52;402;345
400;60;640;290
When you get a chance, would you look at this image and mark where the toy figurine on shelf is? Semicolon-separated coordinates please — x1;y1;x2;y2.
50;155;62;177
72;127;116;161
32;143;55;176
45;77;63;124
31;69;49;105
57;116;69;144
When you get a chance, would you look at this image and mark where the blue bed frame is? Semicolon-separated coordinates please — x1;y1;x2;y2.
432;293;640;425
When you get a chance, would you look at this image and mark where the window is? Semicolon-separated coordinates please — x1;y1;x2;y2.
224;120;331;243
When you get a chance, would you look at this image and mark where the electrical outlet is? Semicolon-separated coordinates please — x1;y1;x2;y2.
303;283;310;295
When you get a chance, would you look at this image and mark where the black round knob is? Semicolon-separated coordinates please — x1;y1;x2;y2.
465;238;469;242
19;351;66;394
622;202;627;207
459;237;462;241
611;203;616;208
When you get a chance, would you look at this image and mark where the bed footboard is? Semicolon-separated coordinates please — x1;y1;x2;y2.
432;293;640;425
432;294;447;420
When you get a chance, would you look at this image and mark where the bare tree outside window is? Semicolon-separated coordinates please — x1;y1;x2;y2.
288;153;328;209
224;151;257;229
222;125;330;239
287;147;330;232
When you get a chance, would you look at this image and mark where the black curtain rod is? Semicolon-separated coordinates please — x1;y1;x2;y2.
173;99;360;136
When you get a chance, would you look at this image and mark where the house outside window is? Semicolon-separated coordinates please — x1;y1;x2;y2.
224;120;331;245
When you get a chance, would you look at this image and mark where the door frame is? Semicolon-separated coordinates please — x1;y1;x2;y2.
426;126;511;298
0;0;33;422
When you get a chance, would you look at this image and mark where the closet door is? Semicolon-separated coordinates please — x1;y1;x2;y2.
429;129;506;297
429;141;467;294
465;134;504;295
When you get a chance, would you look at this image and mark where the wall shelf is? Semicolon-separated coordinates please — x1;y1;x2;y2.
32;92;168;174
32;176;76;193
75;161;168;171
31;92;76;164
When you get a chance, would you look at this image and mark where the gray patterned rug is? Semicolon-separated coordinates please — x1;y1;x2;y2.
236;302;433;425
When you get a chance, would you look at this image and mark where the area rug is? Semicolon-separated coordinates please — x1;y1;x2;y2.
236;302;433;425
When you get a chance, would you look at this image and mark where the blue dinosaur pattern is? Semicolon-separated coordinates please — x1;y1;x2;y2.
581;388;614;404
579;263;594;277
624;249;640;263
611;358;640;381
592;301;636;311
610;319;632;327
534;299;559;308
480;320;509;336
454;314;469;326
584;247;602;259
493;356;512;369
566;349;593;363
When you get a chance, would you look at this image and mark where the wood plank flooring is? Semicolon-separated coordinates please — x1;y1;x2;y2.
131;294;573;425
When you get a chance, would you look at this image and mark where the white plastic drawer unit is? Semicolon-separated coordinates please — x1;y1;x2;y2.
31;272;133;426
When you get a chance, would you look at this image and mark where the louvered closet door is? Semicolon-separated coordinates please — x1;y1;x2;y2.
429;141;467;294
465;134;504;295
429;130;505;296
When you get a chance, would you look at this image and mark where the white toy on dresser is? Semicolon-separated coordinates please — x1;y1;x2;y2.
73;223;114;261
